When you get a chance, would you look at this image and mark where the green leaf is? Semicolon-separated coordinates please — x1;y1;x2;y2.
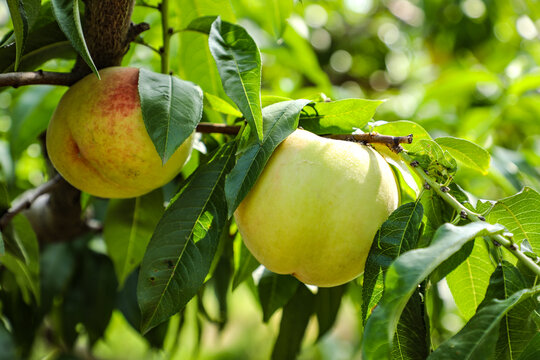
50;0;99;77
0;181;9;210
299;99;383;135
0;321;18;360
315;285;347;340
0;275;41;356
173;0;235;29
104;189;164;287
172;1;235;101
487;187;540;256
0;233;4;256
225;99;310;217
60;249;118;346
392;289;428;360
267;0;294;38
0;3;73;73
266;26;331;90
435;136;491;175
1;254;40;304
262;95;292;107
184;15;217;34
428;286;540;359
232;232;259;290
258;270;299;322
271;285;316;360
417;139;457;170
517;332;540;360
138;142;236;333
372;120;431;153
420;189;455;244
361;222;505;360
204;92;242;117
362;202;424;324
117;270;170;349
6;0;29;71
495;261;539;360
0;215;40;303
138;68;203;164
209;17;263;140
9;86;65;158
79;252;118;345
446;238;495;321
508;70;540;97
40;242;77;311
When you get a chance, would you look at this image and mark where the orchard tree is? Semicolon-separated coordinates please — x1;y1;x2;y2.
0;1;539;359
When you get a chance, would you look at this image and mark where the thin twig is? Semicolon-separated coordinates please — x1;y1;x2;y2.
133;38;161;54
328;133;413;153
0;175;62;230
0;71;79;88
400;151;540;277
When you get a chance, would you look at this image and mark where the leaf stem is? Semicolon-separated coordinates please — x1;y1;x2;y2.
400;151;540;277
160;0;170;74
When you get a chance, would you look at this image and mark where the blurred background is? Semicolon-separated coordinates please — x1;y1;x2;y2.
1;0;539;359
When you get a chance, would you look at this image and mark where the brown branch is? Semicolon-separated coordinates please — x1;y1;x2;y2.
195;123;413;152
0;71;79;88
196;123;242;135
327;133;413;153
0;175;62;231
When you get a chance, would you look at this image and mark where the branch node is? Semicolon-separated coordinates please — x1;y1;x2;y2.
126;22;151;45
440;186;450;193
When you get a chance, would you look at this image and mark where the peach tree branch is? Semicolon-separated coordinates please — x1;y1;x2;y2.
400;151;540;277
0;71;79;88
0;175;62;231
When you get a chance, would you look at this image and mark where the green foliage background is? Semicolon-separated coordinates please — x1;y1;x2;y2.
0;0;539;359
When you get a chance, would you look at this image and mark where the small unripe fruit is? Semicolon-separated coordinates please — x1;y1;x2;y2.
234;129;399;287
46;67;194;198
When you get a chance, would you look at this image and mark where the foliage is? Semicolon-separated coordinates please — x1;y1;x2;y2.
0;0;539;359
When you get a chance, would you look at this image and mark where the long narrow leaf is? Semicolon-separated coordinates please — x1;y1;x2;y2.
299;99;383;135
209;17;263;140
51;0;99;76
362;202;424;324
138;142;236;333
258;271;300;322
361;222;504;360
446;238;495;321
428;286;540;360
271;285;316;360
495;261;539;360
104;190;164;287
